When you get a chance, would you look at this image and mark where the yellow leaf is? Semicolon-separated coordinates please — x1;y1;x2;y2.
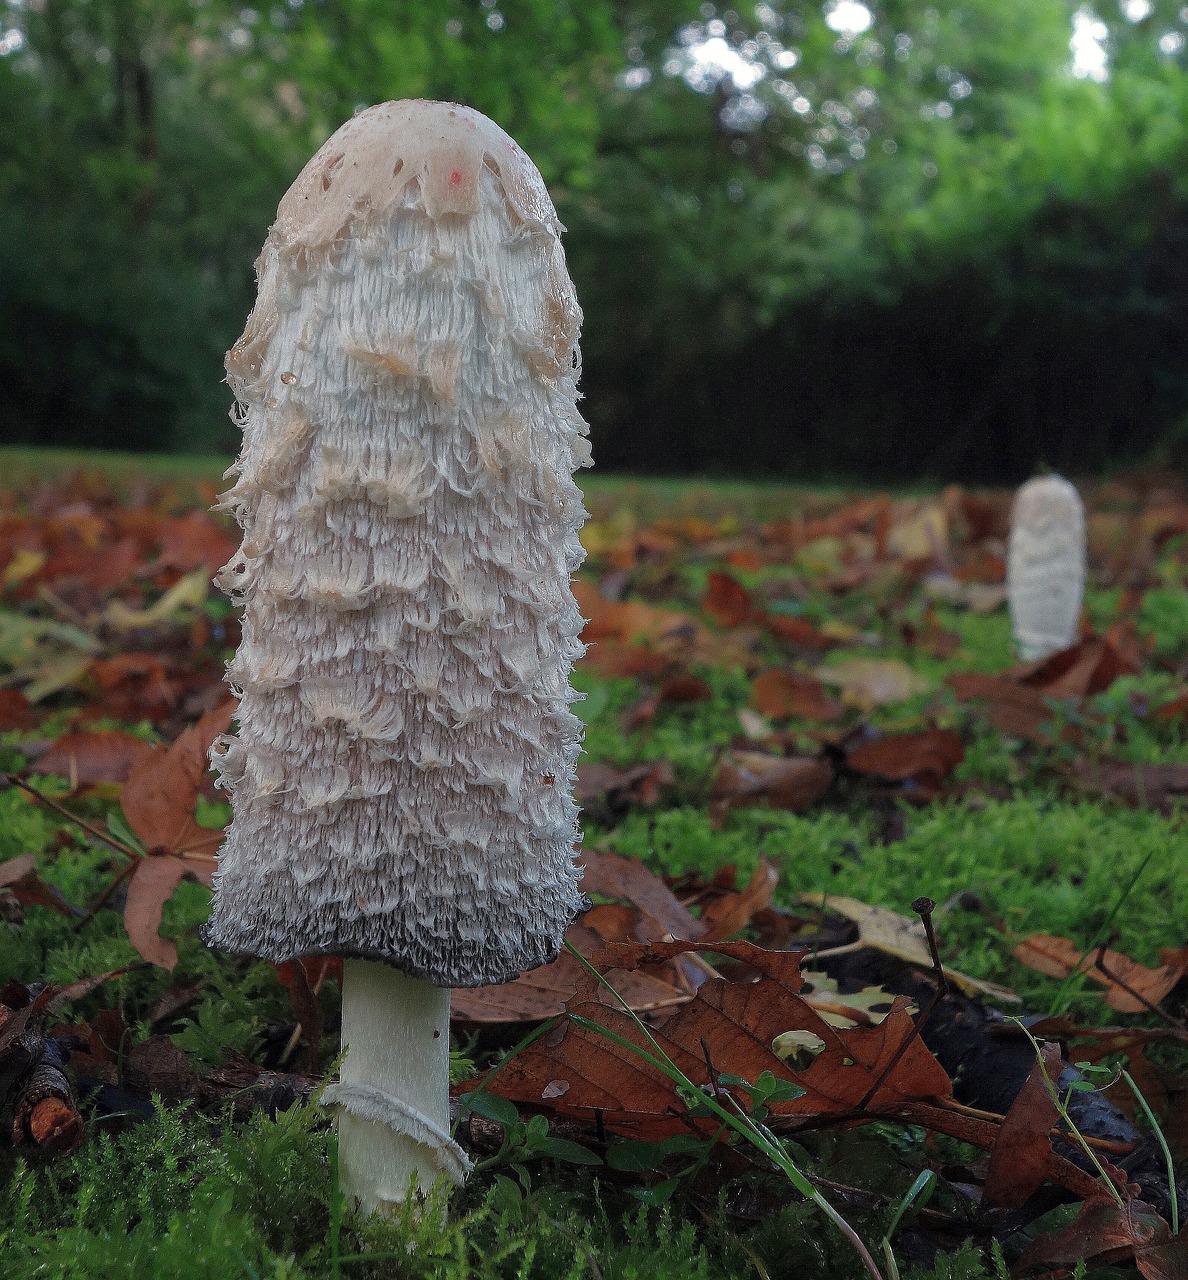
104;569;211;632
800;893;1021;1003
815;658;930;708
2;549;46;587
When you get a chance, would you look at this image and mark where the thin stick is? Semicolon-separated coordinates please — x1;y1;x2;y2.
1093;938;1185;1029
856;897;945;1110
73;856;138;932
4;774;140;859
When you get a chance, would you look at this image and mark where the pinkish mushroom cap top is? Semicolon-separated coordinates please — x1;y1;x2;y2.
274;99;561;248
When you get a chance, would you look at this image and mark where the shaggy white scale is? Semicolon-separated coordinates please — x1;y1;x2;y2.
204;101;591;1213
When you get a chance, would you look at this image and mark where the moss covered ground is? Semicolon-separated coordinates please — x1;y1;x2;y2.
0;450;1185;1278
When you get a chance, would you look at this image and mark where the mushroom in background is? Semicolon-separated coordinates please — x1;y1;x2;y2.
204;100;591;1214
1007;474;1086;661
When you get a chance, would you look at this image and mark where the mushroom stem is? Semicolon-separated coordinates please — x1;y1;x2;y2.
326;960;472;1213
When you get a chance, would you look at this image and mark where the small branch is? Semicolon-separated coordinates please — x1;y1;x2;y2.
856;898;946;1110
73;857;138;933
1093;937;1184;1029
4;774;140;860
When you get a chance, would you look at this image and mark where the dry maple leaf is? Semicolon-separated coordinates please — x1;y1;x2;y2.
118;701;234;969
479;940;953;1141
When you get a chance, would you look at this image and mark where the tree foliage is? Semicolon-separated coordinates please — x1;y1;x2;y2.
2;0;1188;477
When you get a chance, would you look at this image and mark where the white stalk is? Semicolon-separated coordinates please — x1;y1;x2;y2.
323;960;472;1213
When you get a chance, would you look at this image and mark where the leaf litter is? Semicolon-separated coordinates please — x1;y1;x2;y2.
1;466;1186;1276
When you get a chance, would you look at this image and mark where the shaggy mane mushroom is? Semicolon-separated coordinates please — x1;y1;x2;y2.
1007;474;1086;661
205;100;591;1213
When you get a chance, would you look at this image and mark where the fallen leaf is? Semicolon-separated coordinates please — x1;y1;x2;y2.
32;730;158;787
120;702;234;865
103;568;212;632
575;761;673;811
1153;693;1188;722
764;614;837;650
451;903;698;1023
846;729;964;797
797;972;904;1029
574;579;696;646
87;653;185;724
816;658;930;708
982;1040;1063;1209
711;752;833;820
2;548;46;587
111;703;233;965
698;860;778;942
622;675;711;732
1013;635;1139;699
947;671;1075;744
155;511;238;574
124;854;192;971
703;572;754;627
1074;758;1188;814
0;689;35;730
751;670;843;722
579;849;705;943
1013;935;1186;1013
801;894;1021;1002
886;503;948;563
1015;1199;1185;1278
0;853;77;917
122;1034;197;1104
478;940;953;1140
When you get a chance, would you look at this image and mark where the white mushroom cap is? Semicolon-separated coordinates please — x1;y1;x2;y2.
1007;474;1086;662
204;101;591;988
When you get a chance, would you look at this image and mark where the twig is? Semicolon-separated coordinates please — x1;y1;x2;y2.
1093;937;1185;1029
4;774;140;860
856;897;946;1110
73;856;138;932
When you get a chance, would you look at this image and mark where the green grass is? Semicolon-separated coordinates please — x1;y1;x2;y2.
1;460;1185;1279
